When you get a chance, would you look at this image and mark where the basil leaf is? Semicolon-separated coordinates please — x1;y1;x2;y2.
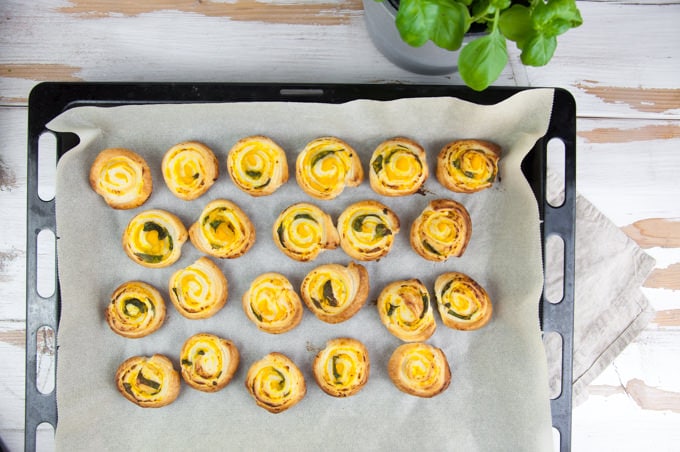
245;170;262;179
134;252;163;263
520;33;557;66
458;28;508;91
294;213;318;222
143;222;167;240
532;0;583;37
374;223;392;239
499;4;533;46
371;154;383;174
323;280;339;307
311;149;336;167
395;0;469;51
136;372;161;391
123;298;147;316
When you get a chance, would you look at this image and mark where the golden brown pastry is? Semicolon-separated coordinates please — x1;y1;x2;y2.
242;273;303;334
369;137;428;196
436;139;502;193
162;141;219;200
313;337;370;397
336;200;400;261
300;262;369;324
410;199;472;261
245;352;306;413
189;199;255;259
89;148;152;209
115;354;181;408
105;281;166;338
434;272;493;331
377;279;436;342
168;257;228;319
295;137;363;200
122;209;188;268
180;333;240;392
272;202;339;262
387;342;451;398
227;135;289;196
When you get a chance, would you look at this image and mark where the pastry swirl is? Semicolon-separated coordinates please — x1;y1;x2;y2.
273;202;339;262
245;352;306;413
122;209;188;268
369;137;428;196
410;199;472;261
168;257;228;319
388;342;451;398
295;137;363;200
436;139;502;193
115;354;180;408
189;199;255;259
300;262;369;324
313;338;370;397
162;141;219;200
180;333;240;392
337;200;400;261
227;135;289;196
434;272;493;330
377;279;436;342
89;148;152;209
105;281;166;338
242;273;303;334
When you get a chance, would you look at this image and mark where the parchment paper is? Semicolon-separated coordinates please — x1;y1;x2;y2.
51;89;555;451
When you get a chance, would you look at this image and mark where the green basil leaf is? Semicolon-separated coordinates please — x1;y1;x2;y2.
520;33;557;66
499;4;533;45
532;0;583;37
395;0;469;51
458;29;508;91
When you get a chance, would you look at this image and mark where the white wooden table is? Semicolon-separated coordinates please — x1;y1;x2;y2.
1;1;679;450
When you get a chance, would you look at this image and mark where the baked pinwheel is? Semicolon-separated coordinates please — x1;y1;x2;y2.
242;273;303;334
410;199;472;261
434;272;493;331
387;342;451;398
436;139;502;193
115;354;181;408
89;148;152;209
295;137;363;200
122;209;188;268
337;200;400;261
300;262;369;324
245;352;306;413
189;199;255;259
168;257;228;319
369;137;428;196
105;281;166;338
180;333;240;392
377;279;436;342
313;337;370;397
162;141;219;200
272;202;339;262
227;135;289;196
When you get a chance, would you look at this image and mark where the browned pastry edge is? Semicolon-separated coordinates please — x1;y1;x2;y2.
89;148;153;209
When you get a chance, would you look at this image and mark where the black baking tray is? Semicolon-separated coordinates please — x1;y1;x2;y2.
26;82;576;451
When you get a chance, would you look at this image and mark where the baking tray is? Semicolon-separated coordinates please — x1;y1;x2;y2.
25;82;576;451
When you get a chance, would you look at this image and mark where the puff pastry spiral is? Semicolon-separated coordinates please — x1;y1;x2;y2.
410;199;472;261
388;342;451;398
300;262;369;323
245;352;306;413
337;200;400;261
122;209;188;268
115;354;180;407
105;281;166;338
436;139;502;193
89;148;152;209
434;272;493;330
273;202;339;262
189;199;255;259
377;279;436;342
313;338;370;397
369;137;428;196
180;333;240;392
242;273;303;334
162;141;219;200
227;135;289;196
168;257;228;319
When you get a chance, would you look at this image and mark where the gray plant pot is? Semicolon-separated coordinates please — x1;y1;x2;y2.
363;0;464;75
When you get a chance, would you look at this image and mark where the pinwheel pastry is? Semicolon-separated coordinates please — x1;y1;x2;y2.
377;279;436;342
272;202;339;262
300;262;369;323
180;333;240;392
242;273;303;334
105;281;166;338
162;141;219;200
387;342;451;398
189;199;255;259
336;200;400;261
115;354;180;408
436;139;502;193
434;272;493;331
313;337;370;397
122;209;188;268
410;199;472;261
89;148;152;209
227;135;289;196
369;137;428;196
295;137;363;200
168;257;228;319
245;352;306;413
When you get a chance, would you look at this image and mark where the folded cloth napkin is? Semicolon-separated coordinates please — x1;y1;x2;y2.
544;174;656;405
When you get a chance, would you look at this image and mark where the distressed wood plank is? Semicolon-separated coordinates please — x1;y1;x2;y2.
644;263;680;290
622;218;680;249
654;309;680;328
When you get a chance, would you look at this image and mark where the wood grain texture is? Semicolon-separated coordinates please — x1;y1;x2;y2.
579;123;680;144
654;309;680;327
644;263;680;290
576;82;680;115
622;218;680;248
